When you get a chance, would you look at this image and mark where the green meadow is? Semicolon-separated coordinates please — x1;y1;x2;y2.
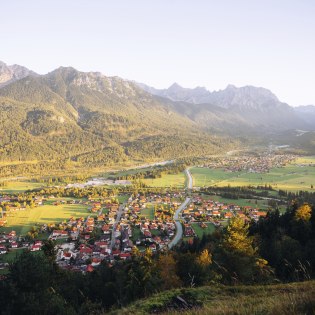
141;173;185;188
191;157;315;192
1;201;90;236
140;204;155;220
0;180;45;193
191;223;215;238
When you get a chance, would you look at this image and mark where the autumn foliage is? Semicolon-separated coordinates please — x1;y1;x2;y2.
295;203;312;221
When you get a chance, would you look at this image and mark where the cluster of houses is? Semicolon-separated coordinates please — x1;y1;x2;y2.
181;196;268;236
54;192;183;272
200;154;296;173
0;230;44;254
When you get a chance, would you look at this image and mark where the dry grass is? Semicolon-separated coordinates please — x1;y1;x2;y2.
110;281;315;315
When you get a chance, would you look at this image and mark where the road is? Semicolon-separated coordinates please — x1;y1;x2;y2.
110;203;125;250
168;197;191;249
168;168;192;249
185;168;193;189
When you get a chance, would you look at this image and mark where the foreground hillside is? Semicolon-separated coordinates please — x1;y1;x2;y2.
111;281;315;315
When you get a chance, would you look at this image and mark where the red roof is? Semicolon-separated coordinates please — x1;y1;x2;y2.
119;253;131;258
80;247;92;254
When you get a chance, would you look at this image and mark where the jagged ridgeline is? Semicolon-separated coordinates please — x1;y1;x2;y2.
0;66;233;169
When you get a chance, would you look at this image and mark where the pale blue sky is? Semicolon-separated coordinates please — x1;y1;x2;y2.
1;0;314;106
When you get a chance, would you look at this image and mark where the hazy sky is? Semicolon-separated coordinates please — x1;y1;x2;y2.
1;0;314;106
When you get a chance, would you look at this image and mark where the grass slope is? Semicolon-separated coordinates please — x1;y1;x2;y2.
111;281;315;315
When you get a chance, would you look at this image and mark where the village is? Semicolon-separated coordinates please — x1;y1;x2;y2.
200;153;296;173
181;195;267;237
0;186;270;274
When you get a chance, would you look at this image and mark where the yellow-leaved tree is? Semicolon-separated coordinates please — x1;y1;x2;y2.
295;203;312;222
196;249;212;267
223;216;256;256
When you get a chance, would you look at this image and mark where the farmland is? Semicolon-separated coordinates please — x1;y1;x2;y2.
191;157;315;192
0;180;45;194
0;201;90;236
141;173;185;188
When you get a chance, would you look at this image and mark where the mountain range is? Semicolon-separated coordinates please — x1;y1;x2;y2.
0;61;314;169
138;82;315;132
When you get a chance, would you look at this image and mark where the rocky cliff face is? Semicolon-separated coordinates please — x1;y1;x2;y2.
0;61;36;87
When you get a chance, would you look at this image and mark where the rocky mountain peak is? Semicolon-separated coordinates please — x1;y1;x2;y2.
0;61;36;87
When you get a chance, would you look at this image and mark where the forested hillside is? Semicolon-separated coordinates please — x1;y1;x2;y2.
0;66;236;173
1;61;314;176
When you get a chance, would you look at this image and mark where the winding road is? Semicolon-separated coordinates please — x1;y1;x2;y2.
168;168;193;248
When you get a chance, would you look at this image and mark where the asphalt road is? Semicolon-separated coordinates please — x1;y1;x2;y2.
168;197;191;249
185;168;193;189
168;168;192;249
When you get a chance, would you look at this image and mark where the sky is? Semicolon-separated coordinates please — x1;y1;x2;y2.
1;0;315;106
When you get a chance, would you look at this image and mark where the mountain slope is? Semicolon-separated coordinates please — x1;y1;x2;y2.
0;66;231;170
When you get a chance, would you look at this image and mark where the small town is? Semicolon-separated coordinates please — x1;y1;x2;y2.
0;184;269;274
200;153;296;173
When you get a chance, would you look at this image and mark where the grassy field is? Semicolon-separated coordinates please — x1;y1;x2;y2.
191;157;315;192
117;195;130;203
141;173;185;188
140;204;155;220
0;180;45;193
110;281;315;315
202;194;286;212
132;227;141;242
0;249;44;273
104;166;156;178
191;223;215;237
1;201;90;236
295;156;315;164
